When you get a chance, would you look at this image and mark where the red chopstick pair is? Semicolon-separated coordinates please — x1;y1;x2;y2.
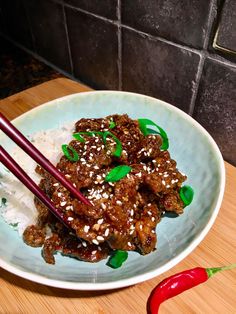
0;112;91;229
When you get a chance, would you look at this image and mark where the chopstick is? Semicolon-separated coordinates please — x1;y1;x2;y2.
0;145;70;228
0;112;91;206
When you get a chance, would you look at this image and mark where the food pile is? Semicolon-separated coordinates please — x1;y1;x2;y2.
23;114;191;267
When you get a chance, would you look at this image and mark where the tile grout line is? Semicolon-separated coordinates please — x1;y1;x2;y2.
203;0;218;50
188;53;206;116
21;0;37;53
62;3;74;76
189;0;219;116
117;0;122;91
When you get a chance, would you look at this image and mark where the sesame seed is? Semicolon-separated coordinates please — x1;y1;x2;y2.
60;201;67;206
84;225;90;233
65;174;71;178
66;205;72;210
128;242;132;247
151;217;155;222
159;173;163;175
166;184;171;188
151;230;155;234
130;230;135;235
97;236;104;241
58;192;62;197
104;228;109;237
102;192;109;199
67;217;74;221
136;172;142;177
92;250;97;255
166;160;170;163
80;158;86;162
130;225;135;230
116;200;122;205
163;174;169;178
92;239;99;245
53;183;59;187
77;244;81;248
152;160;156;163
97;218;104;224
162;180;166;186
130;209;134;216
101;203;106;210
171;179;176;184
98;246;102;251
140;225;143;230
82;241;87;247
147;211;152;215
94;165;99;169
73;183;76;187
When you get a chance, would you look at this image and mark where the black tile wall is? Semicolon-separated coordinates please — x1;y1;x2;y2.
122;28;200;112
65;7;119;90
122;0;212;48
24;0;71;72
216;0;236;53
0;0;33;49
1;0;236;164
64;0;118;20
193;58;236;165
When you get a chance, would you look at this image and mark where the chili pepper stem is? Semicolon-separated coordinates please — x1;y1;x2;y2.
206;263;236;278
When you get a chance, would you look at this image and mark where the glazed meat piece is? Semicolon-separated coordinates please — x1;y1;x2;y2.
23;114;187;265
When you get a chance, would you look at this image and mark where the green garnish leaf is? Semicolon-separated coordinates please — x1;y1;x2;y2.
73;131;103;142
109;120;116;129
179;185;194;207
10;222;19;227
138;118;169;150
73;130;122;157
103;131;122;157
107;250;128;269
0;197;7;207
105;165;132;182
61;144;79;162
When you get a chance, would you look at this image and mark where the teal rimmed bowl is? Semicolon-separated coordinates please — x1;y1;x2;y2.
0;91;225;290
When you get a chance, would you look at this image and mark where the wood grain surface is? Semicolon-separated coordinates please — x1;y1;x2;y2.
0;78;235;314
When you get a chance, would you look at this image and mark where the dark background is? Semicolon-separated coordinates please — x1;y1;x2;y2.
0;0;235;165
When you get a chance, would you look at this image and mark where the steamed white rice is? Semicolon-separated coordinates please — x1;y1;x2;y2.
0;122;75;235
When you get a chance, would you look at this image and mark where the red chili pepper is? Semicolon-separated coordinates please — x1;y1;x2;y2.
147;264;236;314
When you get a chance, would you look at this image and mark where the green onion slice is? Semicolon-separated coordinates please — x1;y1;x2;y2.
105;165;132;182
109;120;116;129
138;118;169;150
61;144;79;162
107;250;128;269
73;130;122;157
179;185;194;207
103;131;122;157
73;131;103;142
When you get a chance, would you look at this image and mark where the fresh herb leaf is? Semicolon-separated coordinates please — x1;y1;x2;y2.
179;185;194;207
61;144;79;162
109;120;116;129
105;165;132;182
107;250;128;269
138;118;169;150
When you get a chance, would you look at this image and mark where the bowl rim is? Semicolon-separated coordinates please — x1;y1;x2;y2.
0;90;226;290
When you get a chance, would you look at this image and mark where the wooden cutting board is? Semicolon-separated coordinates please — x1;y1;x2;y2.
0;78;235;314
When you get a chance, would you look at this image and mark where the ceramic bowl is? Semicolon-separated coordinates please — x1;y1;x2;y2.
0;91;225;290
